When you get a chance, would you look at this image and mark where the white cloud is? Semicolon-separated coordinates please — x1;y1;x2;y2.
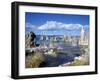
26;23;36;32
26;21;89;31
26;22;35;28
38;21;88;31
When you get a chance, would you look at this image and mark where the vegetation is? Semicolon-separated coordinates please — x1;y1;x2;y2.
69;59;89;66
25;52;45;68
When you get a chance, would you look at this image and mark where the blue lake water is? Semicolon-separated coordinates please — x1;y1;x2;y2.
39;42;81;67
36;35;81;67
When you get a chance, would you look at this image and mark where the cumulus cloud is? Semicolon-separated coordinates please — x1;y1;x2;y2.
26;23;35;28
25;21;89;35
38;21;88;31
25;22;36;32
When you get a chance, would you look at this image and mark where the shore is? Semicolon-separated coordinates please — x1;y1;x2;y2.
25;45;89;68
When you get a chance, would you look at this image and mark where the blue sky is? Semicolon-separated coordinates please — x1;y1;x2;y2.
25;12;89;36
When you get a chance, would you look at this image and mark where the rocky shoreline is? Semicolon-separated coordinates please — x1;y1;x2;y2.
25;45;89;68
25;32;89;68
59;46;89;67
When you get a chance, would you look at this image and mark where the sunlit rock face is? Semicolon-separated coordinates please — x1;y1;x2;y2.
79;26;89;45
25;31;36;48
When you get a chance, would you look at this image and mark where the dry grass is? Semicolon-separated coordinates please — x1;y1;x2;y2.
70;59;89;66
25;52;45;68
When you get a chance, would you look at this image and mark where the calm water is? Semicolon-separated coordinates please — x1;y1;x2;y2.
36;35;81;67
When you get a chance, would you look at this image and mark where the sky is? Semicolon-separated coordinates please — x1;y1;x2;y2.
25;12;89;36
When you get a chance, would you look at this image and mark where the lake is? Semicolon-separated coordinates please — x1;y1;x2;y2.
36;35;81;67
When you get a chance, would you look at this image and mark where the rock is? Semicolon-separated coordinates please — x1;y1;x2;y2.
44;48;57;57
25;31;36;48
